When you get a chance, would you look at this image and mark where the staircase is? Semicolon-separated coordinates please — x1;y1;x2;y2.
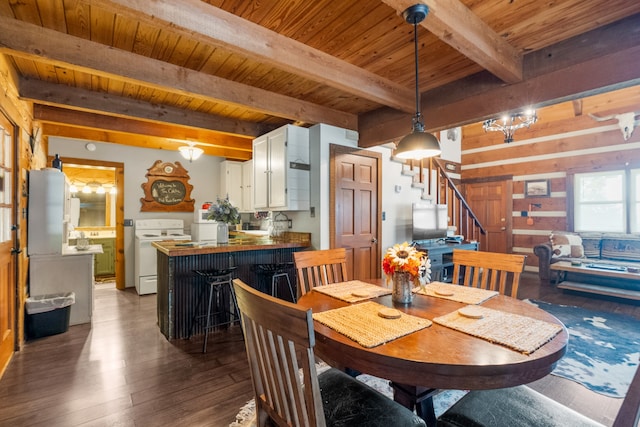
398;156;486;242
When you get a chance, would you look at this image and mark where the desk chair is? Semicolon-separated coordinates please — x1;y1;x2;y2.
293;248;348;298
232;278;426;427
437;363;640;426
189;267;239;353
451;249;526;298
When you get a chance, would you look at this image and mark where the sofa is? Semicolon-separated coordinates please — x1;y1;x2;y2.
534;231;640;282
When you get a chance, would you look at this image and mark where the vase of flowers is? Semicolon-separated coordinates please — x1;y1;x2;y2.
206;196;240;244
382;242;431;304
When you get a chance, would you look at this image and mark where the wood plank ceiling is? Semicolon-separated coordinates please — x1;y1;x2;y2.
0;0;639;160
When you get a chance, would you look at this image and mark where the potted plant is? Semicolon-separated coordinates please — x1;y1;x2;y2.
206;196;240;244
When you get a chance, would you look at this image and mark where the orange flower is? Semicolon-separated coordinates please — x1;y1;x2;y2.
382;242;431;287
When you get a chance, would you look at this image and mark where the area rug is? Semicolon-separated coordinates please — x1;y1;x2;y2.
528;299;640;398
229;368;467;427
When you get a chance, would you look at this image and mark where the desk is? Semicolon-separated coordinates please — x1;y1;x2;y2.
415;241;479;282
297;282;567;425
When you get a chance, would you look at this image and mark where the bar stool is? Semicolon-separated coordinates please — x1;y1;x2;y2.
189;267;239;353
254;262;296;302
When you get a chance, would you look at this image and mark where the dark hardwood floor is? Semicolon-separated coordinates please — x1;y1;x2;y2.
1;273;638;426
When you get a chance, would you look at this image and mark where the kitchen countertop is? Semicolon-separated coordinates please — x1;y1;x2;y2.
62;244;104;256
152;232;311;257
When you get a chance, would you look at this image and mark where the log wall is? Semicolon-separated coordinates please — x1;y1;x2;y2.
460;85;640;271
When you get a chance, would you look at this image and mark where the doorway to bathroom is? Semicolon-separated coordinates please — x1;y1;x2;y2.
61;158;125;290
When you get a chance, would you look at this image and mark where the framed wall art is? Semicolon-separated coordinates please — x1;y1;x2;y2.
140;160;195;212
524;179;550;198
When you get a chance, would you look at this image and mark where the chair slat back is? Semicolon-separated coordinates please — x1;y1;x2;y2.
233;279;326;427
293;248;348;297
451;250;526;297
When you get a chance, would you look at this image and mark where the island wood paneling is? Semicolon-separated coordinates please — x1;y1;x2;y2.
460;85;640;271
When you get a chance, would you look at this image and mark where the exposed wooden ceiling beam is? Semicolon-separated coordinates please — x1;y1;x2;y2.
40;123;252;161
358;14;640;146
381;0;523;83
20;79;267;138
90;0;416;113
33;105;253;152
0;16;357;130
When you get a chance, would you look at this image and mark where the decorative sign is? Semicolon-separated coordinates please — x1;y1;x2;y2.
140;160;195;212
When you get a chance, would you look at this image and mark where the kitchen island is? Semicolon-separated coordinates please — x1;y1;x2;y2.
153;232;311;340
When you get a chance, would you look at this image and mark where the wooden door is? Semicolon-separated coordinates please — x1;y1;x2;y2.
465;180;512;253
330;145;382;280
0;112;15;375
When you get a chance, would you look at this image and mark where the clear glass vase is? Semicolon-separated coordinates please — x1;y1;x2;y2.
392;272;413;304
217;222;229;244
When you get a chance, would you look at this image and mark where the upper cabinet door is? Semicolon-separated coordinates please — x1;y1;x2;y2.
242;160;253;212
253;136;269;209
252;124;310;211
268;128;287;209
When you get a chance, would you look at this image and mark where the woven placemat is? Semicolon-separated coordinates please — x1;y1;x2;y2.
312;301;431;348
433;305;563;354
415;282;498;305
312;280;392;303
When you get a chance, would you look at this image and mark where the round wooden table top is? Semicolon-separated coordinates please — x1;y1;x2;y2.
297;283;568;390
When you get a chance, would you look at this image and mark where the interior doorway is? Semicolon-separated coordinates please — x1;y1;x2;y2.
330;144;382;280
464;179;513;253
54;157;125;290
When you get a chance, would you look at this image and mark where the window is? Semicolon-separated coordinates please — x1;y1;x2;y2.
574;169;640;233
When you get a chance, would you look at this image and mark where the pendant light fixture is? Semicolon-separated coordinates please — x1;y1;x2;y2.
178;142;204;162
394;4;441;160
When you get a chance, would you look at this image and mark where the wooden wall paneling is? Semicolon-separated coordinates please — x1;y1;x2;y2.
513;197;566;212
462;145;640;180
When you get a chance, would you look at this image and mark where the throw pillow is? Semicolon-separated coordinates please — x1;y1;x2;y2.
550;232;585;258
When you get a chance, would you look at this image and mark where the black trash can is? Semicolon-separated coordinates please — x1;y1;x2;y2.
25;292;75;339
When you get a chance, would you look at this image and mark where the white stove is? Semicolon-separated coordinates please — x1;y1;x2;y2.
134;219;190;295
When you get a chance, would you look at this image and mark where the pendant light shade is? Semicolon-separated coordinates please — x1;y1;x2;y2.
395;4;441;160
179;142;204;162
394;126;441;160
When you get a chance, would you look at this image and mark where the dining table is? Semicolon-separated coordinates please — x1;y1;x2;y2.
296;279;569;426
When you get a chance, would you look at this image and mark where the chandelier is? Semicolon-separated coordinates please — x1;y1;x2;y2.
482;110;538;143
178;142;204;162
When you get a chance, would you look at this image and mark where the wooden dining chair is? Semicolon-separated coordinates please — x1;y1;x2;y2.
437;362;640;427
451;249;526;298
293;248;348;298
232;278;427;427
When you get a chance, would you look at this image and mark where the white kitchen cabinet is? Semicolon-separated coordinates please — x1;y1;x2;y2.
241;160;253;212
29;245;103;325
219;160;243;209
253;125;310;211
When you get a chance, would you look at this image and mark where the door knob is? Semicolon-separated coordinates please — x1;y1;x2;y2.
371;238;378;243
11;247;22;254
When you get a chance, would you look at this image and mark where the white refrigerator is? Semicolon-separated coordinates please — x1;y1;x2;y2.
28;169;101;325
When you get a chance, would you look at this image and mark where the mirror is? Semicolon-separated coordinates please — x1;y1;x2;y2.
65;164;116;228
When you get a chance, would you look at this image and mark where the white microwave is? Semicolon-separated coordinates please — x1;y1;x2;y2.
194;209;216;223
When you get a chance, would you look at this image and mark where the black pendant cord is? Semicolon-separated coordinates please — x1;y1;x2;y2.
413;20;420;121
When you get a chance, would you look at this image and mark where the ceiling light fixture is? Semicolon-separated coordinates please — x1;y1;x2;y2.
394;4;441;160
483;110;538;143
178;142;204;162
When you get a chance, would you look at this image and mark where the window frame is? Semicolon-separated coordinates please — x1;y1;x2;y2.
569;166;639;233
